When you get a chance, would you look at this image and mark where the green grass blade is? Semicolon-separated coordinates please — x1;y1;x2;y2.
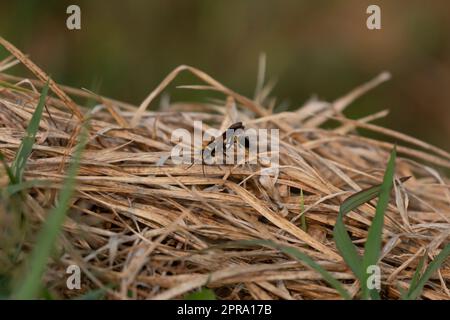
13;123;88;299
232;239;351;299
4;180;50;196
0;274;12;298
406;243;450;300
11;80;49;182
362;147;397;299
0;151;16;184
333;186;381;281
333;218;364;281
333;147;399;298
340;186;381;215
398;284;408;300
0;80;31;94
74;288;107;300
406;253;426;298
1;152;25;222
300;189;307;231
185;288;216;300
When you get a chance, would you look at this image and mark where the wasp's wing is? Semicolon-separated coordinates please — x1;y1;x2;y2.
223;122;245;150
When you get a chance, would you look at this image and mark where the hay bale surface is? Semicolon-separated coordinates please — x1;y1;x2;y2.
0;39;449;299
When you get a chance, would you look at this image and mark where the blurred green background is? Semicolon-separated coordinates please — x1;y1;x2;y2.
0;0;449;151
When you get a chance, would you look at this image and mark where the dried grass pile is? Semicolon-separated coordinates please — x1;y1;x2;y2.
0;39;449;300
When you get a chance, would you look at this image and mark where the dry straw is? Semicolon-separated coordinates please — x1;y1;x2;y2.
0;38;449;299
